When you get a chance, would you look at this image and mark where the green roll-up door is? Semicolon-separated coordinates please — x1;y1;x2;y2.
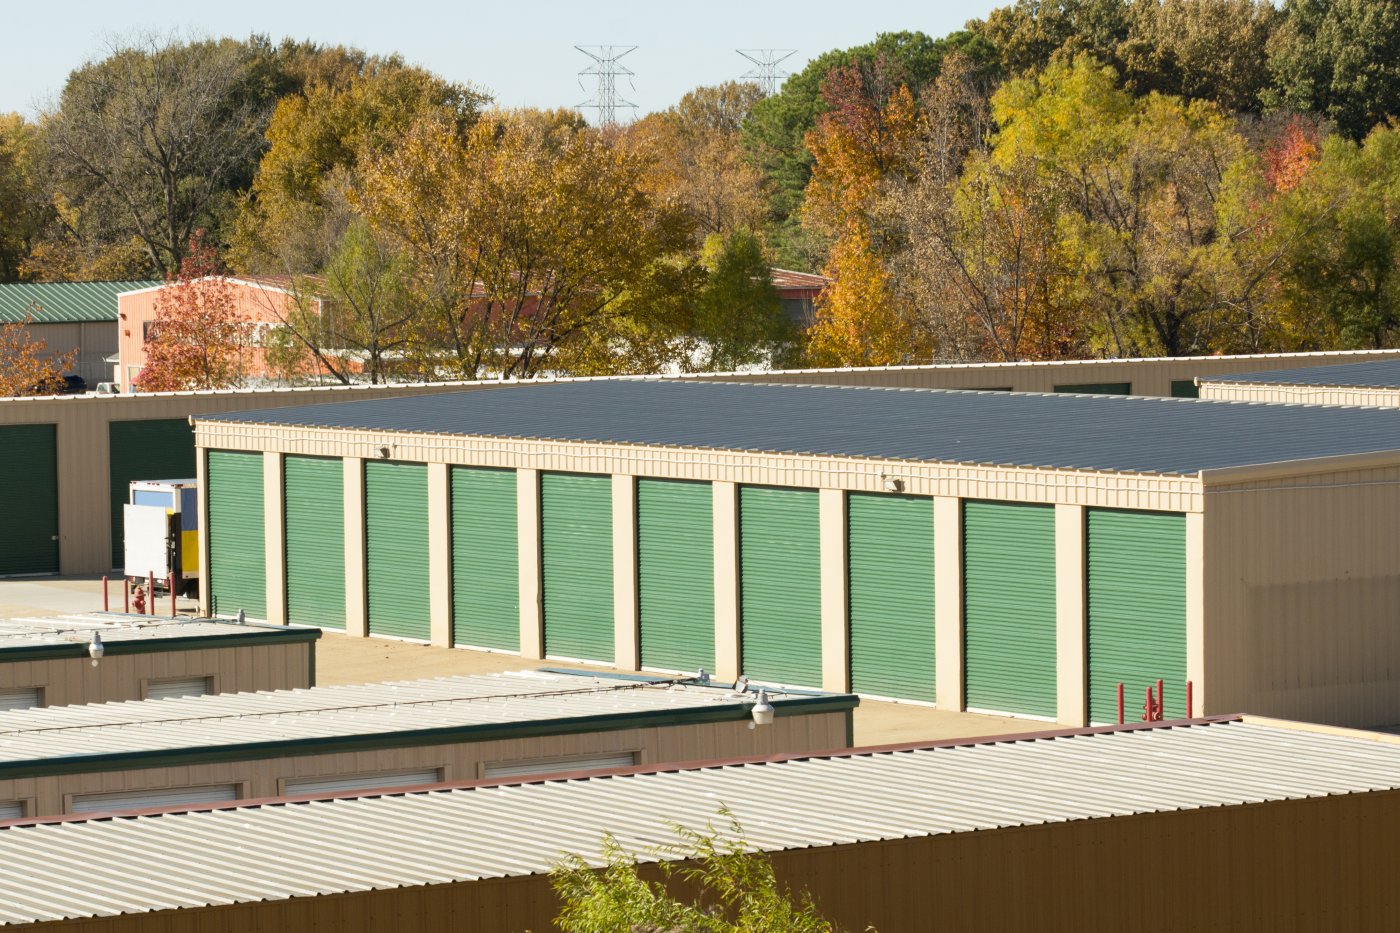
284;456;345;629
638;479;714;673
962;500;1056;717
1053;382;1132;395
848;493;935;701
739;486;820;687
1170;380;1200;399
206;450;265;618
0;424;57;576
365;461;429;640
541;473;613;662
451;467;519;651
109;419;196;568
1088;509;1187;723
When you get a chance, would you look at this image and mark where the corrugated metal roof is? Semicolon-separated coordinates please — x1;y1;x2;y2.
0;719;1394;924
0;670;842;772
200;380;1400;476
0;614;307;652
0;282;159;324
769;268;829;290
1203;358;1400;390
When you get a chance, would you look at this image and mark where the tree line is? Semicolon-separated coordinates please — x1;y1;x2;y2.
3;1;1400;385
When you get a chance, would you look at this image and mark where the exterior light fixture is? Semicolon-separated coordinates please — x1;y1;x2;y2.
236;609;246;625
695;668;710;684
377;446;392;459
88;632;104;667
881;474;904;493
734;675;750;693
751;689;775;727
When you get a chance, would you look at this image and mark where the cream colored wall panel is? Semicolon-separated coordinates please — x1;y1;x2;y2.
819;488;849;693
611;474;639;671
1055;505;1086;727
262;452;286;626
712;481;741;682
343;458;367;638
933;496;962;711
516;469;542;659
427;462;452;648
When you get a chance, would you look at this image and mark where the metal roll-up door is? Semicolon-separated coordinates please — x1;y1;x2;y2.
71;784;238;814
1088;509;1187;723
638;479;714;673
206;450;266;619
0;424;57;576
284;769;441;797
739;486;820;688
365;461;430;641
108;419;195;568
848;492;935;702
1053;382;1132;395
145;677;210;701
541;473;613;662
962;500;1056;718
0;801;23;820
284;455;346;629
451;467;519;651
0;688;41;711
484;751;636;780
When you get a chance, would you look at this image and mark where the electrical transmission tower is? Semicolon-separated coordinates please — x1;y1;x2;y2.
737;49;797;96
576;45;638;127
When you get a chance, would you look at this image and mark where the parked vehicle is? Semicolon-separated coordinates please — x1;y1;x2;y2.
123;479;199;596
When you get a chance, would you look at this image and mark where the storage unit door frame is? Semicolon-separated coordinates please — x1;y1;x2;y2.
847;492;936;702
451;466;519;651
1087;508;1188;723
205;450;266;619
364;461;430;641
284;455;347;629
962;500;1057;718
637;478;715;673
283;769;441;797
540;472;614;663
0;424;58;576
108;419;196;569
739;485;822;688
70;784;238;814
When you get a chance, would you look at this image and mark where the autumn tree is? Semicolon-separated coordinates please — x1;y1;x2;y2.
0;115;47;282
0;317;76;397
691;231;794;371
135;238;252;391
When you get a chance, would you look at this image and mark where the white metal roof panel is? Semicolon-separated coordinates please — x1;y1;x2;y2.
0;719;1396;924
0;614;311;653
1202;358;1400;390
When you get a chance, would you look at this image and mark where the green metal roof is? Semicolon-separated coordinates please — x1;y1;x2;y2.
0;281;160;324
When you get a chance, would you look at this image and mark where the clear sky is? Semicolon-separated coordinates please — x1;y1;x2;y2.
2;0;1003;118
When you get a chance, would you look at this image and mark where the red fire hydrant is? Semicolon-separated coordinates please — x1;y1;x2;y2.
131;583;147;616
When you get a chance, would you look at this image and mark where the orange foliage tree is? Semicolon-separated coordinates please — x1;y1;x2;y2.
135;237;251;391
0;315;76;396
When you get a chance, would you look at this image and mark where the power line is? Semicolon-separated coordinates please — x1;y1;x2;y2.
576;45;638;127
737;49;797;96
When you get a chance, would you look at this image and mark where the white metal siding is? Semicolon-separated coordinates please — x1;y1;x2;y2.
71;784;238;814
145;677;210;701
484;752;636;779
284;770;441;797
0;688;40;711
0;800;22;820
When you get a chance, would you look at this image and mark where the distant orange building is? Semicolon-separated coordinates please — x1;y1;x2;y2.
116;277;322;391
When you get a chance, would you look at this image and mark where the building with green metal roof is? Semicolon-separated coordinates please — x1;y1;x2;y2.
0;281;159;385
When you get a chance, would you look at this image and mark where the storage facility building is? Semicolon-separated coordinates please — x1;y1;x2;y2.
195;381;1400;728
1;716;1396;932
0;613;316;711
1198;358;1400;406
0;669;852;820
0;281;157;385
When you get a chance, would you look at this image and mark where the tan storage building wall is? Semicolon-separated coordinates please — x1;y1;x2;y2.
1200;380;1400;405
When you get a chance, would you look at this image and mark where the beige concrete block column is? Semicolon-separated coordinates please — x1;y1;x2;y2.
343;458;367;638
427;462;452;648
819;488;849;693
713;481;741;682
933;496;963;710
1055;504;1087;726
196;447;210;616
612;474;639;671
1186;511;1205;715
55;418;106;575
517;469;543;659
262;452;286;626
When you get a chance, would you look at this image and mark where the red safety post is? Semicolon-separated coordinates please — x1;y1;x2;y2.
123;578;130;614
1143;686;1154;722
1185;680;1194;719
147;572;155;615
1157;679;1165;720
169;574;176;618
102;576;109;612
1117;682;1124;724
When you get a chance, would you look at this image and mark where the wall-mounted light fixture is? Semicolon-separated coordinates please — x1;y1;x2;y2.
88;632;104;667
881;474;904;493
377;446;392;459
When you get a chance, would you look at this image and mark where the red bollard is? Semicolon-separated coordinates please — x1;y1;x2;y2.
123;578;130;614
169;574;176;617
1117;682;1124;725
1144;686;1155;722
1157;679;1165;720
1186;681;1194;719
147;572;155;615
102;576;109;612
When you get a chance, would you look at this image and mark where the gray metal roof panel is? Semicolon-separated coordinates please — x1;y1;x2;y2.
0;720;1395;924
0;670;839;769
1203;358;1400;390
0;282;159;323
0;614;310;652
199;379;1400;476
